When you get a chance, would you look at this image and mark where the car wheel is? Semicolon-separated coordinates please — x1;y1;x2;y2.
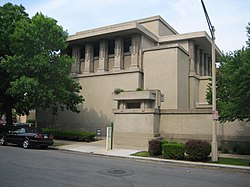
23;139;30;149
0;136;6;146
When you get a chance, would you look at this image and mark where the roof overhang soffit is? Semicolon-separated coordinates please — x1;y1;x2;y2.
159;31;222;59
67;23;159;44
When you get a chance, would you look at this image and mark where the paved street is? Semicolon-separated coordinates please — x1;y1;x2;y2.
0;145;249;187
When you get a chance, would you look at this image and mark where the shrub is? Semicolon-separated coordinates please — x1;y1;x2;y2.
233;143;250;155
114;88;124;94
26;119;36;124
162;142;184;160
161;140;168;146
136;88;143;91
185;140;211;161
148;139;162;156
42;128;95;142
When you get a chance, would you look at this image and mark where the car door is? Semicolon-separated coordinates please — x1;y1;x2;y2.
5;129;18;144
5;128;23;144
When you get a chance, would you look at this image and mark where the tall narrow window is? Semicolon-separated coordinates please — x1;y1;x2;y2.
93;42;99;57
80;45;85;59
108;40;115;55
123;37;131;53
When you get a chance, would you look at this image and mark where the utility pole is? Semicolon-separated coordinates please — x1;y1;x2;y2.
201;0;218;161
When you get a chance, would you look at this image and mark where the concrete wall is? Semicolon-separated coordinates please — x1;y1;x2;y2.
113;109;160;148
177;49;189;108
140;19;176;37
143;45;189;110
141;35;155;49
140;20;159;37
160;109;212;141
159;21;176;36
143;46;178;109
37;71;143;135
199;77;210;104
160;109;250;143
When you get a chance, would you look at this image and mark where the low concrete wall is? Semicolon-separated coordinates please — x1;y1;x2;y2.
160;109;250;143
113;109;160;147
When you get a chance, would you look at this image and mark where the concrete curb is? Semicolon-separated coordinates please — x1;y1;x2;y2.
52;146;250;173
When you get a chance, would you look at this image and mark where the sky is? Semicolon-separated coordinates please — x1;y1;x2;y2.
1;0;250;53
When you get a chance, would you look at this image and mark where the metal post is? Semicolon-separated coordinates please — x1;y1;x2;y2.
211;27;218;161
201;0;218;161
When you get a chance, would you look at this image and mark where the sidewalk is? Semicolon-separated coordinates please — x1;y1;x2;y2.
53;139;142;157
53;139;250;171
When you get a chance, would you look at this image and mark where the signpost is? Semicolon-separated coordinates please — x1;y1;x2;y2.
106;123;113;150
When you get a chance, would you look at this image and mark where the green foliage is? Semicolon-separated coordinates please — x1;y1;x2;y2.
114;88;124;94
0;3;29;58
162;142;184;160
42;128;95;142
246;22;250;47
148;139;162;156
131;151;150;157
206;46;250;122
232;143;250;155
209;157;250;167
136;88;143;91
0;3;83;125
185;140;211;161
26;119;36;124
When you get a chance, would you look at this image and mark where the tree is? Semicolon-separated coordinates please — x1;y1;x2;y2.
206;24;250;122
246;22;250;47
0;3;83;126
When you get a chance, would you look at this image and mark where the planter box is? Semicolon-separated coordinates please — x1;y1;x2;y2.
112;90;159;101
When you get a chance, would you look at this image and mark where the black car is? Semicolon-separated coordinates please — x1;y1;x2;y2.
0;125;54;149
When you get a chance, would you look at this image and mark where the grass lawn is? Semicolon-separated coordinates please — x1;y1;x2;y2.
131;151;250;167
209;157;250;167
131;151;150;157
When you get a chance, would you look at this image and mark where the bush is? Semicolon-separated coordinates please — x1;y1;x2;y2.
26;119;36;124
185;140;211;161
233;143;250;155
162;142;184;160
42;128;95;142
114;88;124;94
148;139;162;156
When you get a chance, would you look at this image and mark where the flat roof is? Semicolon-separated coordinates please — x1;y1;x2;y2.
67;17;160;44
159;31;222;57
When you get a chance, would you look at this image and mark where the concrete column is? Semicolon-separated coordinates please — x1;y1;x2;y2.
84;43;94;73
140;101;145;112
188;41;195;76
113;37;124;71
200;50;205;76
130;34;140;69
204;54;209;76
195;45;200;75
71;45;81;73
97;40;108;72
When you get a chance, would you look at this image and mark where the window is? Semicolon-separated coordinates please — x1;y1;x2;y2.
123;37;131;53
126;102;141;109
93;42;99;57
80;45;85;59
108;40;115;55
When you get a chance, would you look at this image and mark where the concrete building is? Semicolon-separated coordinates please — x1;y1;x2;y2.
38;16;250;147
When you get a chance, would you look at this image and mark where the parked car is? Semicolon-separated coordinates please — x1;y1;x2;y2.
0;125;53;149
